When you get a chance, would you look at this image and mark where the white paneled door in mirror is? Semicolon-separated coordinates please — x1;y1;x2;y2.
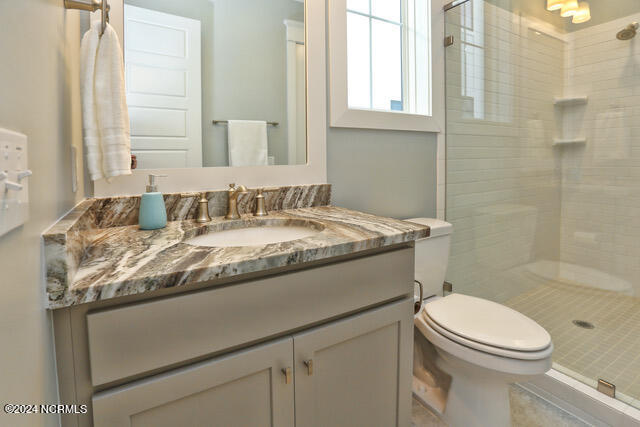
125;5;203;170
123;0;307;169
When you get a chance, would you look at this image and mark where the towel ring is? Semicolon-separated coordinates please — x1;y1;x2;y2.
64;0;110;36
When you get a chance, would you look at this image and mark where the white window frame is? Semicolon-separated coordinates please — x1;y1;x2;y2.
329;0;444;132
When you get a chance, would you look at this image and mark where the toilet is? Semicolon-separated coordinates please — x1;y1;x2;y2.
407;218;553;427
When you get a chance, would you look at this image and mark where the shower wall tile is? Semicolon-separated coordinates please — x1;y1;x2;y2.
560;12;640;294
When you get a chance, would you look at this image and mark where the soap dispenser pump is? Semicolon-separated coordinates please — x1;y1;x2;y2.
139;174;168;230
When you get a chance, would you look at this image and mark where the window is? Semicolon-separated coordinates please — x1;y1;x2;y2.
460;0;485;120
346;0;431;115
329;0;441;132
459;0;513;123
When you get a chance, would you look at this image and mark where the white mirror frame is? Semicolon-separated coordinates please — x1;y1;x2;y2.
328;0;444;133
95;0;326;197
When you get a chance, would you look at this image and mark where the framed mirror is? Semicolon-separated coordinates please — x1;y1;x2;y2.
96;0;326;196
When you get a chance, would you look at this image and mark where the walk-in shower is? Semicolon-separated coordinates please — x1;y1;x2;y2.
444;0;640;411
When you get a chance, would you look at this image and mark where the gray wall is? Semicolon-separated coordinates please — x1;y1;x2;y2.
327;129;437;219
209;0;303;166
125;0;304;167
0;0;86;425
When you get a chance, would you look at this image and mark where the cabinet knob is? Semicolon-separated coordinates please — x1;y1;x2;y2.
282;367;292;384
303;359;313;376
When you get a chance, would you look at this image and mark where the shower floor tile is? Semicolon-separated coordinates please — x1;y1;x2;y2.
505;280;640;407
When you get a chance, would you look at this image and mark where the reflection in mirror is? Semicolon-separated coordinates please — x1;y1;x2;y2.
123;0;306;169
346;0;431;115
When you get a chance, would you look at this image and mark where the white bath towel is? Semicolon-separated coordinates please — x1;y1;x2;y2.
227;120;268;166
80;20;131;181
80;20;102;181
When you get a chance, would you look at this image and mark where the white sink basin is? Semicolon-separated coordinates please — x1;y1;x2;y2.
184;220;324;248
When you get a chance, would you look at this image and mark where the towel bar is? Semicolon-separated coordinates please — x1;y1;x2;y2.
64;0;110;36
213;120;279;127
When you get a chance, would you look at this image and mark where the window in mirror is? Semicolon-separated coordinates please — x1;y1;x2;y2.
459;0;513;123
346;0;431;116
122;0;307;170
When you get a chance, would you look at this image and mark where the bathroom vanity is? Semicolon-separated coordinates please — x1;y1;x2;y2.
43;185;429;426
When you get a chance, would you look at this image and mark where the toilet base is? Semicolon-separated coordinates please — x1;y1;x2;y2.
436;349;530;427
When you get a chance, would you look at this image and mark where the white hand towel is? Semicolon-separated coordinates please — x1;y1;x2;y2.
80;20;131;181
80;20;103;181
227;120;268;166
95;22;131;179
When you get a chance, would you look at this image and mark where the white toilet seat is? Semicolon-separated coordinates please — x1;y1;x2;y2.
415;312;553;377
422;311;553;361
424;294;551;352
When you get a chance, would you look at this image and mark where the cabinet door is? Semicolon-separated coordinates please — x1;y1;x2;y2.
293;298;413;427
92;337;294;427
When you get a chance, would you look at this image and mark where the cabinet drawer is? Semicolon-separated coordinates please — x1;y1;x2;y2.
86;247;414;386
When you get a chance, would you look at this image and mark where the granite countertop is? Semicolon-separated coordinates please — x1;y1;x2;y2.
43;186;428;309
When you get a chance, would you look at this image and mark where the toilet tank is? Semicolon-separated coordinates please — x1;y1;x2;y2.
405;218;453;298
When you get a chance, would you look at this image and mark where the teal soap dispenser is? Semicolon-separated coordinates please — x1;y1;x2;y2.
139;174;168;230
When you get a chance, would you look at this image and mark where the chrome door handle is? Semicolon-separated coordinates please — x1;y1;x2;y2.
303;359;313;375
282;367;292;384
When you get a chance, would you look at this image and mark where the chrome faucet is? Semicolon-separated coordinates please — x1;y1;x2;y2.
225;183;248;219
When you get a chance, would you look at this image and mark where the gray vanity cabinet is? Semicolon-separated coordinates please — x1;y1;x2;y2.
91;337;295;427
92;298;412;427
293;298;413;427
53;246;416;426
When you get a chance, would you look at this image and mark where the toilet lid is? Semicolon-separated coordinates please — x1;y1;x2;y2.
424;294;551;352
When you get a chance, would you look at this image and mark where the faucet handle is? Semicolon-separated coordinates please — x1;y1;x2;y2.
254;187;279;195
229;183;248;194
196;192;212;223
253;187;278;217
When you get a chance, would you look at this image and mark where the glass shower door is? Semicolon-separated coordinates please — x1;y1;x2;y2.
444;0;640;409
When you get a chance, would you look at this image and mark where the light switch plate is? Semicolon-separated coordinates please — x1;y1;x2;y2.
0;129;30;237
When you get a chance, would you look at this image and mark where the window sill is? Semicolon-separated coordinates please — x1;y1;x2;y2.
331;107;442;133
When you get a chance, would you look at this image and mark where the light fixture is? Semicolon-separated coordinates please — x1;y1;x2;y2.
547;0;563;11
572;2;591;24
560;0;579;17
